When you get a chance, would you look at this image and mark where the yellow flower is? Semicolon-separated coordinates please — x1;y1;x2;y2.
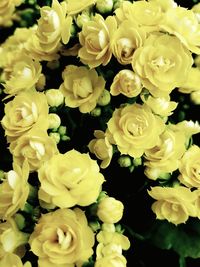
45;89;64;107
29;208;94;266
169;120;200;138
3;54;42;96
9;130;58;172
25;26;61;62
0;253;31;267
148;0;177;11
144;128;186;180
78;14;117;68
110;69;143;98
160;6;200;54
94;253;127;267
0;161;29;220
0;27;33;70
192;3;200;23
132;33;193;97
97;197;124;223
107;103;165;158
141;94;178;117
0;0;22;27
88;130;113;169
1;91;49;142
178;145;200;188
66;0;96;15
37;0;72;52
38;149;104;208
178;68;200;94
59;65;105;113
111;19;147;65
148;186;197;225
96;230;130;250
0;218;29;258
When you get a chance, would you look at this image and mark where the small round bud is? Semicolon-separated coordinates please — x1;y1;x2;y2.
190;91;200;105
48;113;61;129
101;223;116;232
158;173;171;180
58;126;67;136
97;89;111;106
118;155;132;168
96;0;113;13
76;10;91;28
45;89;64;107
49;132;60;144
14;214;26;230
97;197;124;223
90;107;101;117
133;157;142;167
61;135;70;142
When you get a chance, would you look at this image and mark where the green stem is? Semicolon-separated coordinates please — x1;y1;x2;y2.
179;256;186;267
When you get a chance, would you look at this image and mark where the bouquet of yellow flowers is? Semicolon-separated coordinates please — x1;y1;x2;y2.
0;0;200;266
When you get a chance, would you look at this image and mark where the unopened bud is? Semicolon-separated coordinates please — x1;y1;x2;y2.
96;0;113;13
133;157;142;167
48;113;61;129
97;197;124;223
45;89;64;107
90;107;101;117
76;9;91;28
190;91;200;105
118;155;132;168
49;132;60;144
101;223;115;232
58;126;67;136
97;89;111;106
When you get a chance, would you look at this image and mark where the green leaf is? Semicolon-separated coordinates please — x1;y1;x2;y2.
147;219;200;259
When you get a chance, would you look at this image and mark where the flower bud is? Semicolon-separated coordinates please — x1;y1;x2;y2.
76;9;91;28
97;89;111;106
60;135;71;141
113;0;123;10
97;197;124;223
101;223;116;232
118;155;132;168
14;213;26;230
96;0;113;14
49;132;60;144
90;107;102;117
133;157;142;167
58;126;67;136
190;91;200;105
48;113;61;129
45;89;64;107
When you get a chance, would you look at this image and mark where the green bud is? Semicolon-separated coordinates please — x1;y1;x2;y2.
115;224;125;234
49;132;60;144
158;172;171;180
118;155;132;168
97;89;111;106
22;202;34;214
89;221;101;232
133;157;142;167
61;135;70;142
90;107;101;117
96;0;113;13
58;126;67;136
14;214;26;230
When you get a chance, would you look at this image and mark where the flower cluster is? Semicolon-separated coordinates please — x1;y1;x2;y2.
0;0;200;266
